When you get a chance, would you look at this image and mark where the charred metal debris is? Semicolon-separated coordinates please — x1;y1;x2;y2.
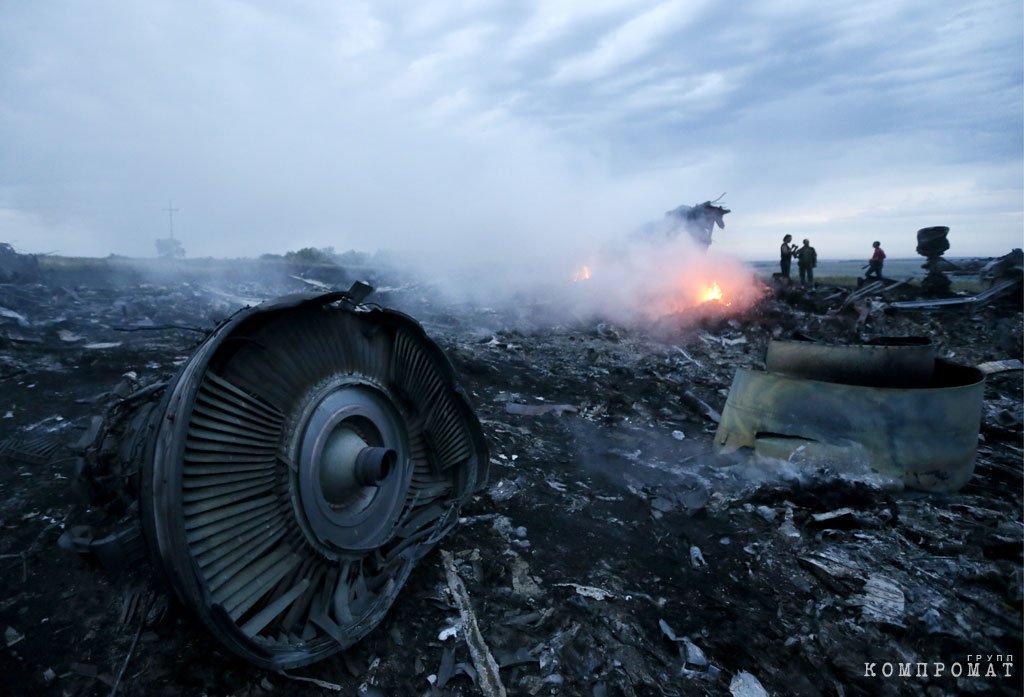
0;255;1020;696
716;336;985;493
62;285;489;669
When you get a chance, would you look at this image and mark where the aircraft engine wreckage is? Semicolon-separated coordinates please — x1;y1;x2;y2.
62;287;488;669
714;336;984;493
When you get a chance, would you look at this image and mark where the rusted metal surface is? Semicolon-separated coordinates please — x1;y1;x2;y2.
715;357;984;493
765;336;935;388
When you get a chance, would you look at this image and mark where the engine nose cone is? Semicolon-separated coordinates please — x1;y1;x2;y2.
294;383;410;554
320;427;371;504
354;447;395;486
319;432;396;502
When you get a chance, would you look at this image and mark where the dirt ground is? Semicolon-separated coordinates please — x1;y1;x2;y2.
0;258;1020;696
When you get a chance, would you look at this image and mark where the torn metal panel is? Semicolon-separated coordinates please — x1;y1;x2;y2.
981;248;1023;282
890;277;1021;309
442;551;507;697
766;336;935;388
0;431;65;465
57;524;146;572
714;359;984;493
505;403;578;417
977;359;1024;375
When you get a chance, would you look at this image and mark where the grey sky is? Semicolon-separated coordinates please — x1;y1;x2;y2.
1;0;1021;261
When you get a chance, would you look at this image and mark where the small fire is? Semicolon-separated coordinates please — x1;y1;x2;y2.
572;265;592;282
702;282;723;303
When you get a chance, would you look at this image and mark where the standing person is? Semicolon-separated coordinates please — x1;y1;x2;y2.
795;239;817;288
865;241;886;280
779;234;797;280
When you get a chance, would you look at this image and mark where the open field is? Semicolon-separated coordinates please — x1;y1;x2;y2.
0;255;1019;695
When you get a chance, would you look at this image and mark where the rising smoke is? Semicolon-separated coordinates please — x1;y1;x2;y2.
395;201;766;327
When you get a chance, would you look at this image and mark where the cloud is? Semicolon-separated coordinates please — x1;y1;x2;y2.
0;0;1019;263
548;0;712;85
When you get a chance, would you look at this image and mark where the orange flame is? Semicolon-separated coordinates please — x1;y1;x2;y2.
701;282;723;303
572;265;592;282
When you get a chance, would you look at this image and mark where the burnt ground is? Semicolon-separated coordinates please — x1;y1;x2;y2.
0;259;1021;697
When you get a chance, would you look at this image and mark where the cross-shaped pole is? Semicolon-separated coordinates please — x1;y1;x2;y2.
161;200;180;239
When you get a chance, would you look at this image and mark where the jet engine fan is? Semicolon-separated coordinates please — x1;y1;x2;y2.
67;289;488;669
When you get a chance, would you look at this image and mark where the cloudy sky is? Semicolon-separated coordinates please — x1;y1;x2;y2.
1;0;1021;262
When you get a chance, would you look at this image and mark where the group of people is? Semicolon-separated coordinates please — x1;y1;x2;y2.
778;235;817;287
778;236;885;288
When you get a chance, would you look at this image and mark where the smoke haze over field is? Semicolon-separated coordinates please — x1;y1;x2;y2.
0;1;1021;266
414;228;765;327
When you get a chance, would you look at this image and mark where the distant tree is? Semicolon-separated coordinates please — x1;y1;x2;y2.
156;237;185;259
284;247;336;265
338;249;371;265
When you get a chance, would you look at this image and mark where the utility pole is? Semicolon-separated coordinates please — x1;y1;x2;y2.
161;200;180;239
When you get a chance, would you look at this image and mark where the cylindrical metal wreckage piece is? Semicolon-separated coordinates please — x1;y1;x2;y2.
765;336;936;388
716;338;984;493
71;289;488;669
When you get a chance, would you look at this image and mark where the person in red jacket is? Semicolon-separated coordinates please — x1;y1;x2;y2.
865;241;886;280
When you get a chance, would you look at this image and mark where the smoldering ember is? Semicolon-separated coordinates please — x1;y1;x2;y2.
0;245;1021;697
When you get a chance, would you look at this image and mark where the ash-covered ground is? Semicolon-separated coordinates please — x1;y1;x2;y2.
0;257;1021;697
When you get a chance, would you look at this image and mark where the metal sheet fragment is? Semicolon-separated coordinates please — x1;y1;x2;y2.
977;359;1024;375
554;583;615;600
505;403;578;417
766;336;935;388
856;574;905;626
890;277;1020;309
716;339;985;493
441;550;507;697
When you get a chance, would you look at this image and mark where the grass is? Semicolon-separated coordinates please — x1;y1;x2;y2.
776;274;986;293
34;255;988;294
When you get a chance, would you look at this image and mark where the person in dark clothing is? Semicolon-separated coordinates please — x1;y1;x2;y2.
779;234;797;280
865;241;886;280
795;239;817;288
